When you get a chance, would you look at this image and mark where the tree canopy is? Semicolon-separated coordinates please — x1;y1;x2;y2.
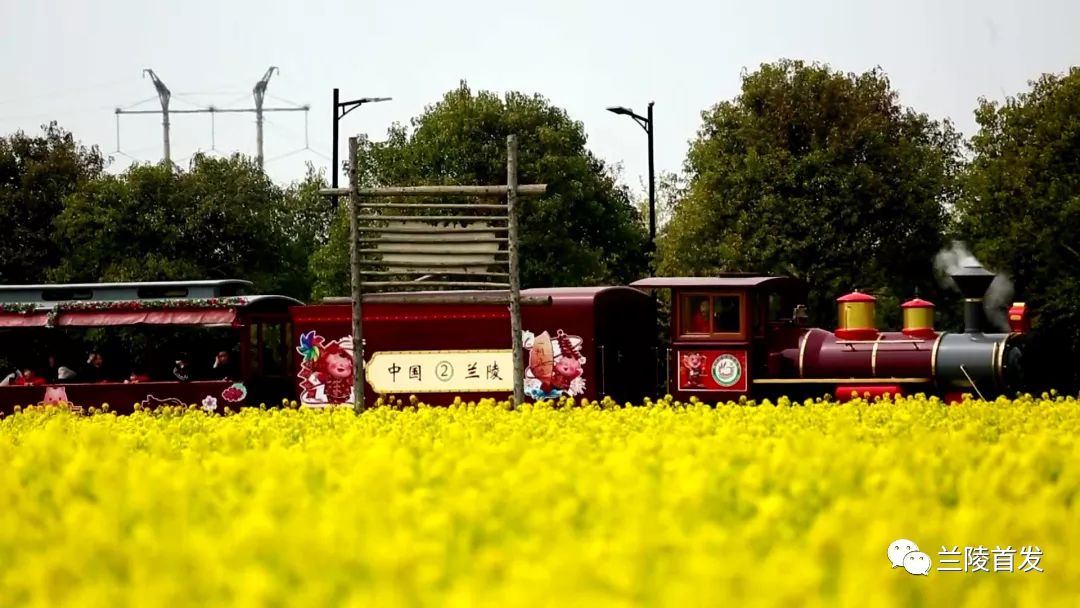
50;154;329;300
309;82;650;299
953;67;1080;390
0;122;106;284
658;60;964;327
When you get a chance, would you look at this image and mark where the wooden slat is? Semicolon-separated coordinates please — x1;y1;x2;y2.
362;270;510;278
358;248;509;255
359;281;512;288
358;226;506;235
320;184;547;197
359;259;506;269
321;293;552;306
357;215;508;223
357;203;508;210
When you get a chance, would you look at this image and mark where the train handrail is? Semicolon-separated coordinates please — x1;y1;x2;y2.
959;365;986;401
598;345;606;399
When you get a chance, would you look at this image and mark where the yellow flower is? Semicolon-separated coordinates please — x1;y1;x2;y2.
0;394;1074;606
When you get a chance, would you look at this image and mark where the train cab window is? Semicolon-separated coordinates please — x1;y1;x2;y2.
768;293;783;321
685;295;710;333
679;292;745;339
711;296;741;333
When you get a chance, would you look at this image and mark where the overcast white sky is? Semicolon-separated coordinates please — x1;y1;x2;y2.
2;0;1078;196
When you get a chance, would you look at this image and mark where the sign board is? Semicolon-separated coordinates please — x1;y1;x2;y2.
375;221;500;273
366;349;514;393
675;349;749;392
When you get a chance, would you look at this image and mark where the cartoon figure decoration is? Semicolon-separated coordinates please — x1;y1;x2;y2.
681;352;707;388
522;329;586;400
296;330;355;406
39;386;83;414
140;395;185;409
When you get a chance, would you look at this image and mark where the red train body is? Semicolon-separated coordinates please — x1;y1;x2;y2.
0;262;1032;413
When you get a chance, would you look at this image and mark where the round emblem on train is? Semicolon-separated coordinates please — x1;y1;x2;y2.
711;354;742;387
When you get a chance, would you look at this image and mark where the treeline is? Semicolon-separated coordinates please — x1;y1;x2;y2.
3;60;1080;390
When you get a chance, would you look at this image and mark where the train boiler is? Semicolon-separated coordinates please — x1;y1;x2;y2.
634;263;1031;404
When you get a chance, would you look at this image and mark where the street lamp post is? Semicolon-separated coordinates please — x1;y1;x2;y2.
332;88;391;207
607;101;656;250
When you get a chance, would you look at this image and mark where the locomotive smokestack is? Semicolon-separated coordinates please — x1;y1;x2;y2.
950;263;995;333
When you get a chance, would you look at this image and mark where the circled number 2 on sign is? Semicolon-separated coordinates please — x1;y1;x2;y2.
436;361;453;381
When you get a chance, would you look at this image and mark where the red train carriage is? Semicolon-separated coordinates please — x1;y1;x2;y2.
0;280;300;414
289;287;657;407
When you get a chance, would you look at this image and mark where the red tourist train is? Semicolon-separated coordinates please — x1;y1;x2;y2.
0;262;1031;413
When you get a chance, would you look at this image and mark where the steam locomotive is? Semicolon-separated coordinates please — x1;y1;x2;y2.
0;261;1031;413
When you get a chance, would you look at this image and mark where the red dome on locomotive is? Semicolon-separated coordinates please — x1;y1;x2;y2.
835;290;878;341
900;297;936;339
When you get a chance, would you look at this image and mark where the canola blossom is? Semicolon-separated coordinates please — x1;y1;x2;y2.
0;394;1077;606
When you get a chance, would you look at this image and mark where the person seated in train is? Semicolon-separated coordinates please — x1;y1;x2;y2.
209;350;237;381
79;351;111;383
690;299;710;333
43;354;60;384
43;354;78;384
12;367;46;386
124;367;152;384
172;353;192;382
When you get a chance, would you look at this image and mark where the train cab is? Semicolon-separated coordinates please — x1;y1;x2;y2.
631;275;809;402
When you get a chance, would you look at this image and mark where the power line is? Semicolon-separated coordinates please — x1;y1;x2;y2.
113;67;310;169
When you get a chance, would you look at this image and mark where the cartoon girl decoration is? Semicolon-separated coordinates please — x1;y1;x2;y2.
296;331;355;406
522;329;586;400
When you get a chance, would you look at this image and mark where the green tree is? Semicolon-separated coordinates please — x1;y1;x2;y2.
954;67;1080;391
310;82;649;298
50;154;328;300
0;122;105;283
659;60;964;329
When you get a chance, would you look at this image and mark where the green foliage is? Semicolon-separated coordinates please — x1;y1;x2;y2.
50;155;329;301
658;60;964;329
0;122;105;283
310;82;650;298
954;67;1080;391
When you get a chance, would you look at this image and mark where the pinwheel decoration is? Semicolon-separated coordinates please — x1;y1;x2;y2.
296;331;326;362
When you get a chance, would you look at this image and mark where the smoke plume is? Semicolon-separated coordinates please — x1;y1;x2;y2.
933;240;1014;332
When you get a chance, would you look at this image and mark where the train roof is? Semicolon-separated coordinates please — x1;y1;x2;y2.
0;280;301;328
317;286;649;307
630;275;808;292
0;279;253;303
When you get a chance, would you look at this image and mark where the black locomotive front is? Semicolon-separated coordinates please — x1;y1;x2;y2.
933;264;1027;399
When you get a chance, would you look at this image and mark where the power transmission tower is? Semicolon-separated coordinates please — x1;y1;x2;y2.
115;67;310;169
144;69;172;165
252;66;278;168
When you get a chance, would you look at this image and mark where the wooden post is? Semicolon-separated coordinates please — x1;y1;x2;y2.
348;136;366;413
506;135;525;406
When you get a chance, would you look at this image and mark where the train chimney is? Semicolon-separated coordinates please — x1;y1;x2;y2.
950;263;994;334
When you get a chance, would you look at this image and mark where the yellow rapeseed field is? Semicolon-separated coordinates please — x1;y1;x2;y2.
0;393;1077;607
